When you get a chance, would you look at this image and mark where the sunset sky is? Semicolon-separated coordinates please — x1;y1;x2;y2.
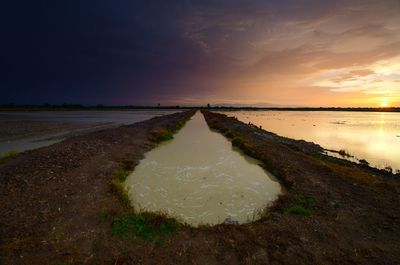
2;0;400;107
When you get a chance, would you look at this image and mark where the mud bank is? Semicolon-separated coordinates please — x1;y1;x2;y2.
201;111;400;264
0;110;194;264
1;110;399;265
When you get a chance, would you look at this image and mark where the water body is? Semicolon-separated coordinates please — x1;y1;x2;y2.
0;110;179;125
219;111;400;171
125;112;282;226
0;110;178;156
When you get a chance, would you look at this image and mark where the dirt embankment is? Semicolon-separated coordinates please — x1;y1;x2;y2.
1;110;399;265
0;110;194;265
201;111;400;265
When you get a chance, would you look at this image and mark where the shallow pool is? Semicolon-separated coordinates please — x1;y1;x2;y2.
125;112;282;226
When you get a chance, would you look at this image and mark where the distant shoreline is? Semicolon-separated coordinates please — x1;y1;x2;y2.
0;104;399;112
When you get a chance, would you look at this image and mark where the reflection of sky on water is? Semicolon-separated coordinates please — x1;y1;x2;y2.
0;110;178;156
0;110;179;124
221;111;400;171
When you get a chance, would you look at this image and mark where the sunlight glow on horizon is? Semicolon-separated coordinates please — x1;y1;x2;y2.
4;0;400;107
380;97;390;107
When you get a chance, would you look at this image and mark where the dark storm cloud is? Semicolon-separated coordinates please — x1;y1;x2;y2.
1;0;211;104
1;0;399;105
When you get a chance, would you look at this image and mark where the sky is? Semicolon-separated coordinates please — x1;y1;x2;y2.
2;0;400;107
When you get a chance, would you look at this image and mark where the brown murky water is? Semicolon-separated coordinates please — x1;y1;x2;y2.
125;112;282;226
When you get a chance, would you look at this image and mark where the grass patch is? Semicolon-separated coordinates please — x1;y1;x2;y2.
113;168;130;182
0;150;18;163
159;132;173;141
111;178;131;207
150;128;174;143
175;121;185;131
283;195;316;217
150;119;188;143
110;212;179;240
110;168;132;207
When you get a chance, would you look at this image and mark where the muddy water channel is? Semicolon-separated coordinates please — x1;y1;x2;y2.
125;112;282;226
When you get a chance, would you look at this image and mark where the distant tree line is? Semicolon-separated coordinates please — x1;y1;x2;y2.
0;103;183;111
217;106;400;112
0;103;399;112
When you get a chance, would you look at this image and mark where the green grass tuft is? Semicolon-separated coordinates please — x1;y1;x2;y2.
284;196;316;217
175;121;185;131
150;128;174;143
110;212;179;240
110;178;131;207
150;118;188;143
113;169;130;182
0;150;18;163
158;132;173;141
110;167;133;207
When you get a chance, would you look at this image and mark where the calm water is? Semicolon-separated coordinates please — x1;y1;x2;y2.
0;110;178;156
0;110;179;124
125;112;282;226
219;111;400;171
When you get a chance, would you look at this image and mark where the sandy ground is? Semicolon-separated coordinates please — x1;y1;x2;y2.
0;110;399;265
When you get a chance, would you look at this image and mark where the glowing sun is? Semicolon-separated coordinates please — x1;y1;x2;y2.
380;97;389;107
